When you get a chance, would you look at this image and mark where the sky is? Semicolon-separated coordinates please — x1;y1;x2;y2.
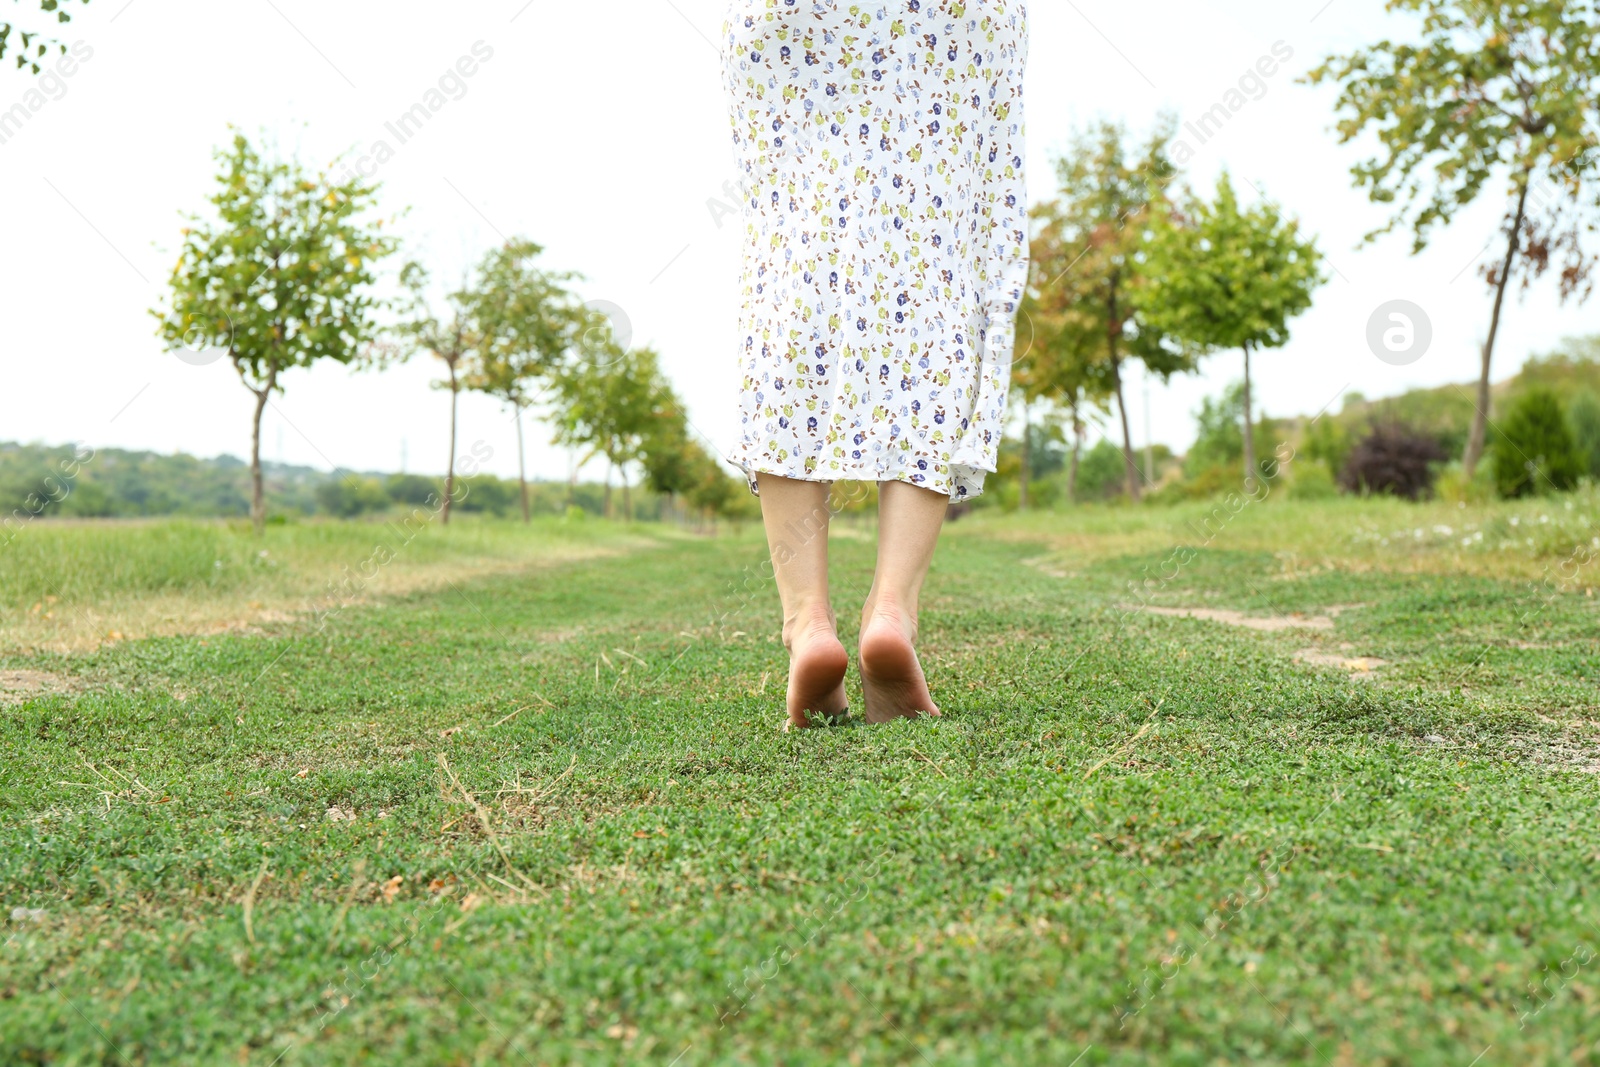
3;0;1594;483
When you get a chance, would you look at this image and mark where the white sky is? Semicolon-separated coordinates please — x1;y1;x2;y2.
3;0;1593;482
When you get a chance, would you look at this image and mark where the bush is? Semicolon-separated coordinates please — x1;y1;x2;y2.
1075;439;1129;500
1568;390;1600;479
386;473;442;506
314;476;390;517
1303;417;1352;482
56;479;117;517
1338;422;1447;500
1434;461;1496;505
452;474;517;515
1287;460;1339;500
1185;383;1281;478
1177;463;1244;500
1491;387;1584;498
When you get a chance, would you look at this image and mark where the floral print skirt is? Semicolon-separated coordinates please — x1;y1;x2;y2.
720;1;1029;502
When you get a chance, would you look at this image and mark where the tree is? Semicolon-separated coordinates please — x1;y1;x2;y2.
396;262;479;526
1032;120;1192;501
1307;0;1600;477
153;132;397;534
549;343;675;520
2;0;88;73
1492;387;1584;497
636;392;738;523
1016;268;1112;504
463;239;583;522
1137;172;1324;489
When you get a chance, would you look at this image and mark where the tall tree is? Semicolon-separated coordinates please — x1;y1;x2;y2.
636;391;734;523
1138;172;1324;489
396;262;480;526
2;0;89;73
1017;264;1113;505
153;132;396;534
463;239;583;523
1307;0;1600;476
550;343;675;521
1034;120;1192;501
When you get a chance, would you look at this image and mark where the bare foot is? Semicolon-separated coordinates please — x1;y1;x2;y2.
858;606;939;724
785;618;849;729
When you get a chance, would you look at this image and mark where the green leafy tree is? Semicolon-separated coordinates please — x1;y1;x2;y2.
1138;172;1324;489
2;0;88;73
462;239;583;522
636;393;741;522
1307;0;1600;477
395;261;480;526
1492;387;1584;497
1032;119;1192;501
1018;230;1114;505
550;344;675;520
153;132;397;534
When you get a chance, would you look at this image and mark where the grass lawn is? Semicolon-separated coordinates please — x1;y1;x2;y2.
2;494;1599;1065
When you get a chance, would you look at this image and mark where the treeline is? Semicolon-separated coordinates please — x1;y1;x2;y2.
0;442;690;522
985;337;1600;508
146;133;748;536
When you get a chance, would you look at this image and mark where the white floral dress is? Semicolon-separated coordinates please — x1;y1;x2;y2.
721;0;1029;501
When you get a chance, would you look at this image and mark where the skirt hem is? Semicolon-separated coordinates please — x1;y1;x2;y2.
727;449;991;504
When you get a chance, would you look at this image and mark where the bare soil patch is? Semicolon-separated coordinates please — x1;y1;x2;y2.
0;669;78;705
1138;606;1336;632
1293;648;1390;673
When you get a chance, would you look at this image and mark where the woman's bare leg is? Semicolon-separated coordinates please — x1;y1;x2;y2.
756;473;848;727
859;480;948;723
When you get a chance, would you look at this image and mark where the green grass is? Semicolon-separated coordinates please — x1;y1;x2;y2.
2;495;1599;1065
0;514;666;654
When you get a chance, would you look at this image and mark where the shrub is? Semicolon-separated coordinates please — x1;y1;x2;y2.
1075;439;1130;500
452;474;517;515
1303;417;1352;482
1184;383;1277;478
1491;387;1584;498
314;476;390;517
1434;461;1496;505
1287;460;1339;500
385;473;442;506
1179;463;1243;500
1568;390;1600;479
1338;422;1447;500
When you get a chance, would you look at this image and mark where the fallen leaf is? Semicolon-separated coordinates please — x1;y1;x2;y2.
382;876;404;903
295;767;309;778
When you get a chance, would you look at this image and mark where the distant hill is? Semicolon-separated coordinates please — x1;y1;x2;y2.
1290;336;1600;471
0;442;646;520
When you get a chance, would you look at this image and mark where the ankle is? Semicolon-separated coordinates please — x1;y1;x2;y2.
861;592;917;641
782;600;837;651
